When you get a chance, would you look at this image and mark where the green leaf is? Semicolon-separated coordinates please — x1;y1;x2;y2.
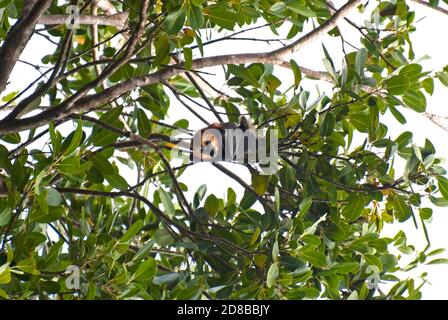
153;273;181;286
45;240;64;265
30;205;63;223
194;184;207;208
427;258;448;265
0;144;12;173
393;197;413;222
188;5;204;29
138;96;166;119
385;75;409;95
133;240;155;262
191;0;205;6
364;254;383;270
159;189;175;216
275;187;280;214
204;194;219;216
320;112;335;137
0;132;20;144
332;262;359;274
0;208;11;227
399;64;423;82
422;78;434;95
419;208;433;220
266;262;279;288
164;7;186;35
395;131;413;149
286;2;316;17
252;175;268;195
402;90;426;112
137;109;151;137
154;34;170;66
272;240;280;260
437;176;448;200
240;190;256;211
301;249;327;268
250;227;261;246
298;196;312;219
15;258;40;275
413;144;423;162
154;228;174;246
0;266;11;284
133;257;157;282
228;65;259;87
342;195;365;221
91;107;123;146
355;48;367;76
49;122;61;155
183;47;193;70
58;157;80;175
301;234;321;246
46;188;62;206
207;6;237;30
105;172;129;191
389;105;407;124
63;120;83;156
91;153;114;175
290;59;302;89
119;220;143;243
221;101;240;123
430;196;448;207
269;2;286;15
349;113;369;132
322;58;338;82
226;187;236;205
436;71;448;87
34;170;46;195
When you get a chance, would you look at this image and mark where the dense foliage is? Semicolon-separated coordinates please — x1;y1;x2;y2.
0;0;448;300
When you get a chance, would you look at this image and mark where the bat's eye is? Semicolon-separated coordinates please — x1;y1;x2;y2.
204;140;211;146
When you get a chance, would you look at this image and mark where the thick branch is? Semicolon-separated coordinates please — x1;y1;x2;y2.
0;0;52;93
410;0;448;15
0;0;361;134
38;12;129;29
423;112;448;132
96;0;118;15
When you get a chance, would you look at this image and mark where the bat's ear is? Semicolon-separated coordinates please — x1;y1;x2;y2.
239;116;254;131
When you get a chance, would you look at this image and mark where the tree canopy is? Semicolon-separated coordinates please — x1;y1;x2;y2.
0;0;448;300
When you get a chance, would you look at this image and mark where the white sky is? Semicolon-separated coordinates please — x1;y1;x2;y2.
1;0;448;299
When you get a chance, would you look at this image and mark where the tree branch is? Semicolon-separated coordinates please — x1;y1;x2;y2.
0;0;52;93
410;0;448;15
38;12;129;29
96;0;118;15
56;187;252;257
423;112;448;132
212;163;273;209
0;0;362;134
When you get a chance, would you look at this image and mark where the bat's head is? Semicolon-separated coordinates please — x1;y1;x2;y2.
190;118;256;163
190;123;223;162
